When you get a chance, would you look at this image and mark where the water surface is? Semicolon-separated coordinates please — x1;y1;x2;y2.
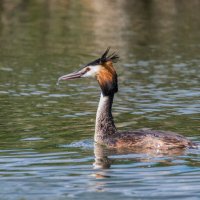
0;1;200;199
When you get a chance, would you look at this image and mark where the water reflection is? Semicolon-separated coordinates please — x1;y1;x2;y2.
0;0;200;54
93;143;188;170
90;140;200;199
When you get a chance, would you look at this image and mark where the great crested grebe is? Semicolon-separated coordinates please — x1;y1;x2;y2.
58;48;196;150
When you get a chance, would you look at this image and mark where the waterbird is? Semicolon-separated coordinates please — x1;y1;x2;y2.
58;48;197;151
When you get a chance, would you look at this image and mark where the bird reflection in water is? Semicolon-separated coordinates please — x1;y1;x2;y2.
93;143;187;170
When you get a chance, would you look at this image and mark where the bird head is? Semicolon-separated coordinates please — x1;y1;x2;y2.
58;48;119;96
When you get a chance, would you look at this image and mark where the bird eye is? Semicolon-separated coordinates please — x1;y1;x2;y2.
86;67;91;72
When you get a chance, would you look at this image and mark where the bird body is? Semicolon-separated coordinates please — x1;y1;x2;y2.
58;48;196;151
94;93;195;150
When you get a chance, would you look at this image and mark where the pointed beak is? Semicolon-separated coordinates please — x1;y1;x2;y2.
57;69;86;84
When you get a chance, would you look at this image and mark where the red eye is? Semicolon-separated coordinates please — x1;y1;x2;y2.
86;67;91;72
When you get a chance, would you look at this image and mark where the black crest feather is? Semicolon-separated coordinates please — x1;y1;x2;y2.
86;47;119;66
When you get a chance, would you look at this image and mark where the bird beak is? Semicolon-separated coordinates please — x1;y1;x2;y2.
57;69;86;84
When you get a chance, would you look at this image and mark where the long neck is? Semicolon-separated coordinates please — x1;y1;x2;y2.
95;93;117;143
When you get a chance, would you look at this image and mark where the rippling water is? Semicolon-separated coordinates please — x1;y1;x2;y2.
0;1;200;199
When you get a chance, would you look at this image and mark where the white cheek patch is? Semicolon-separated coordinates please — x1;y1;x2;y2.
82;65;101;77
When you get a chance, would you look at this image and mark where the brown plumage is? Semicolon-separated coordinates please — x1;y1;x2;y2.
97;61;118;96
58;48;197;151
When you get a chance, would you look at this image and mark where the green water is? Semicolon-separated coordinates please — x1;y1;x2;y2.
0;1;200;199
